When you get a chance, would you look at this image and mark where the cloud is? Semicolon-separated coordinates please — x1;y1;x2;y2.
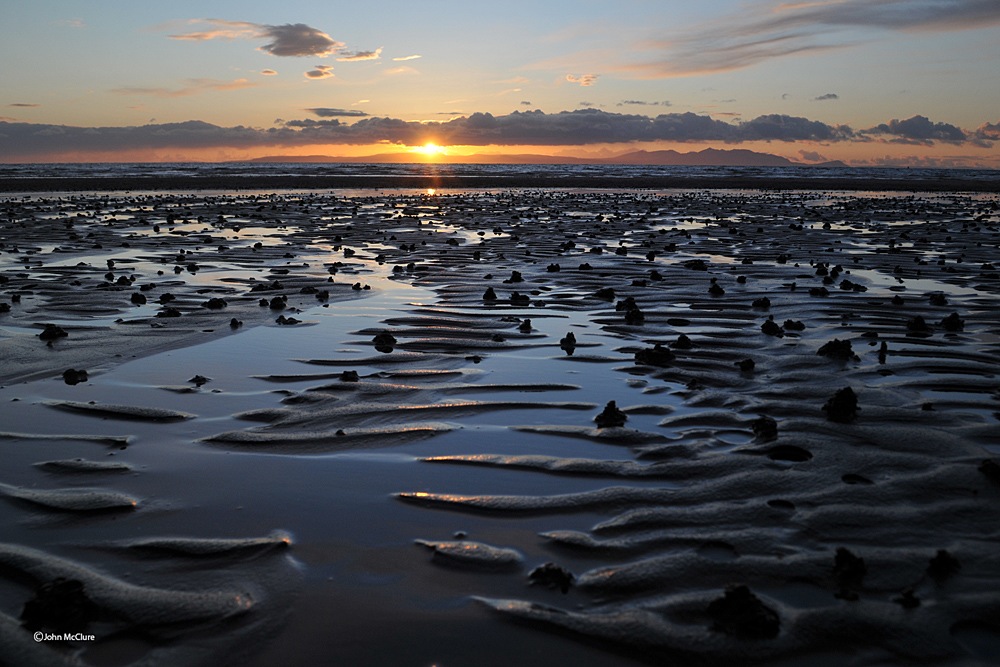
306;108;370;118
1;110;991;159
111;78;256;97
385;66;418;76
861;115;967;144
520;101;533;106
169;19;343;58
337;47;382;62
566;74;598;86
8;103;40;108
392;54;422;61
627;0;1000;77
798;149;828;162
814;93;839;101
260;69;278;76
617;100;672;107
304;65;334;80
972;121;1000;145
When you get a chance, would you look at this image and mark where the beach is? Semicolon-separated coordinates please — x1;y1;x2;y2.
1;180;998;666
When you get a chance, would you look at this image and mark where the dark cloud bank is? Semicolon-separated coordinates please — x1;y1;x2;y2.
0;109;994;159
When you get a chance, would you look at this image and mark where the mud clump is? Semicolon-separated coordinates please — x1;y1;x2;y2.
21;577;97;633
62;369;88;385
707;585;780;640
528;562;575;593
817;338;858;361
635;343;674;367
594;401;627;428
833;547;867;600
823;387;859;423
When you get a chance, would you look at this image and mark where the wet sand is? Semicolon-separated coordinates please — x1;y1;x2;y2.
1;185;998;666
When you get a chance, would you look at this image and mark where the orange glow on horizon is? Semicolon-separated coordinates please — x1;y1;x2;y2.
410;142;447;158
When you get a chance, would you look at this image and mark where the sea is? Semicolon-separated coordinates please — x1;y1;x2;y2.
1;161;998;184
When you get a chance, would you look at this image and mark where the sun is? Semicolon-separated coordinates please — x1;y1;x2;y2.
412;142;447;157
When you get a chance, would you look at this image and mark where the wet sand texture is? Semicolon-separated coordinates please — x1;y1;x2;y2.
1;187;998;665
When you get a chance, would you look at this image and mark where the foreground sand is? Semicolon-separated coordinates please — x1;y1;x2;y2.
1;186;998;666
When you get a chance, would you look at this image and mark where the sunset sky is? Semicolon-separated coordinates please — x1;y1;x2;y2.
2;0;999;166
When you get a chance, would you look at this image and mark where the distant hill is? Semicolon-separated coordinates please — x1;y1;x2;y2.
249;148;846;168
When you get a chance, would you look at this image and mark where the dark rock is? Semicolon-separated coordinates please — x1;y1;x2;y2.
483;287;498;301
683;259;708;271
823;387;859;423
878;341;888;364
670;334;693;350
546;263;561;272
202;297;227;310
372;332;397;351
766;444;812;462
130;292;147;305
927;549;960;582
189;375;210;386
528;562;575;593
750;415;777;441
751;297;771;309
782;320;805;331
940;312;964;332
906;315;931;332
269;296;287;310
340;370;360;382
594;287;616;301
808;287;829;297
891;295;905;305
518;319;532;333
157;293;175;304
503;270;523;284
929;292;948;306
635;343;674;367
760;317;783;337
817;338;857;361
230;318;243;329
894;589;920;609
62;369;88;385
21;577;96;633
559;332;577;355
510;292;531;306
594;400;627;428
709;283;726;296
833;547;866;599
707;585;780;640
275;315;300;325
736;358;756;372
979;458;1000;486
39;324;69;341
156;307;182;318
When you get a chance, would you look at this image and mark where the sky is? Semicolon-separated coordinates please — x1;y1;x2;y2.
1;0;999;166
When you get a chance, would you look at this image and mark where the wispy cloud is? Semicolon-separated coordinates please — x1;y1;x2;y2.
8;103;40;108
617;99;671;107
627;0;1000;77
111;78;256;97
306;107;370;118
169;19;344;58
337;47;382;62
814;93;839;101
566;73;598;86
392;54;422;61
304;65;334;80
385;66;418;76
